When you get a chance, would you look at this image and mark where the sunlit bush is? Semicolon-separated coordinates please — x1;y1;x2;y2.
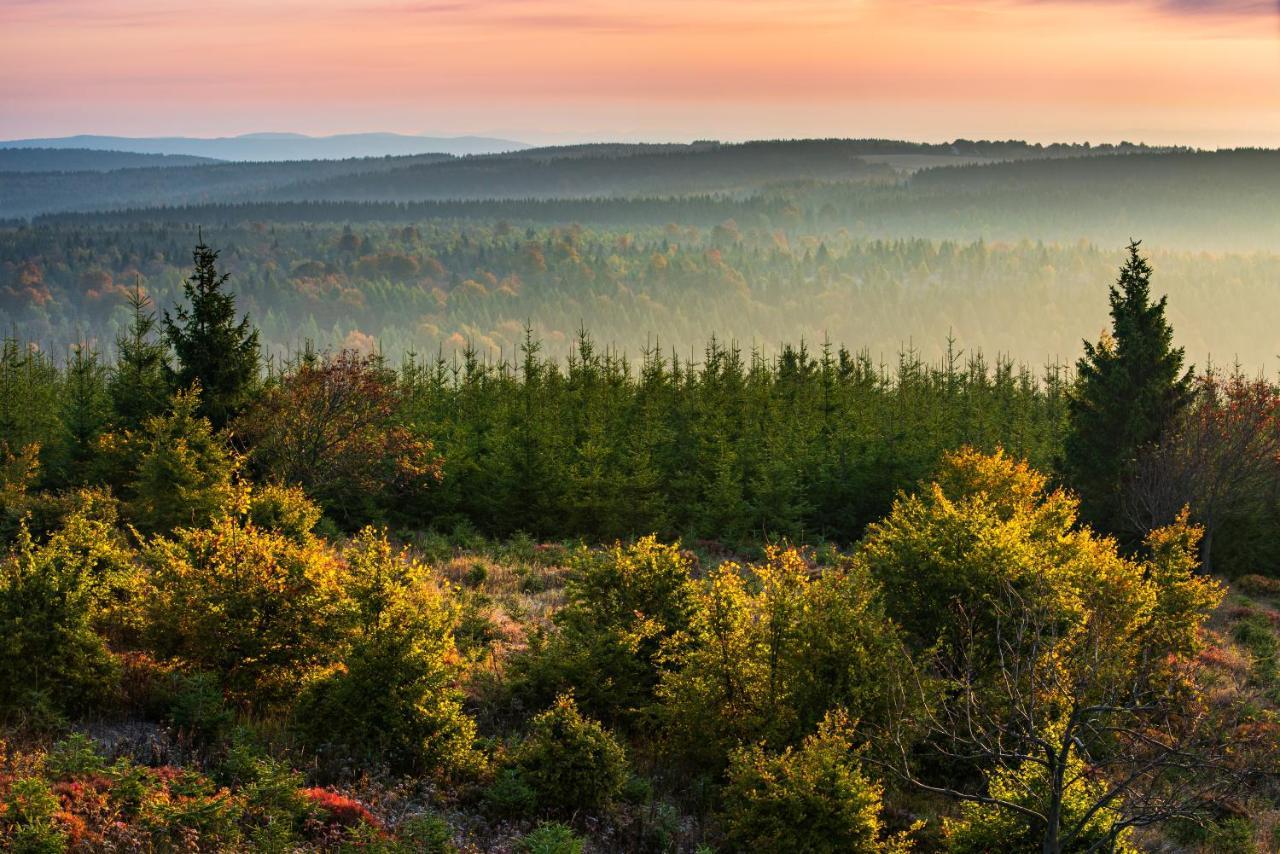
721;710;906;853
514;536;696;727
241;482;323;542
861;447;1220;668
659;546;900;769
943;754;1135;853
512;694;628;814
128;388;235;534
142;515;349;707
293;528;480;776
0;513;129;719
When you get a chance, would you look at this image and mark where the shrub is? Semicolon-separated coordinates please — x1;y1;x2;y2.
293;528;480;776
1;777;67;854
42;733;106;779
720;710;901;853
51;492;144;646
483;768;537;818
221;746;310;844
166;671;235;744
234;350;442;528
943;755;1135;853
0;520;120;718
513;695;628;814
142;515;350;707
516;537;696;727
862;448;1220;670
519;821;585;854
242;483;323;542
128;388;235;534
302;788;380;829
658;546;900;769
0;441;40;543
396;813;454;852
137;770;243;848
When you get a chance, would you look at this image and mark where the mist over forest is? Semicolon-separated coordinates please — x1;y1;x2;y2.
3;139;1278;369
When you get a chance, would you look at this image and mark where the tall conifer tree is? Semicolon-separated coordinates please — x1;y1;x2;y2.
163;238;260;430
55;343;110;485
110;283;170;432
1063;241;1192;535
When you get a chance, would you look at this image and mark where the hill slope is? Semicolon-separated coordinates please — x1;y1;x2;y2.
0;147;221;172
0;132;528;161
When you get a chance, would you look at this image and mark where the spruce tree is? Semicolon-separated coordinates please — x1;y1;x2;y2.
129;388;234;534
55;343;110;486
163;238;260;430
1063;241;1192;535
109;283;170;432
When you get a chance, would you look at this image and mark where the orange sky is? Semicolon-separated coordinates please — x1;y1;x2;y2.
1;0;1278;145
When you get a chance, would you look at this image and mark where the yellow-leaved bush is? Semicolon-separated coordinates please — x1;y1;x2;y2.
942;753;1137;854
0;495;137;717
721;709;911;854
658;545;900;770
860;448;1223;847
141;515;350;708
860;447;1221;673
293;527;481;778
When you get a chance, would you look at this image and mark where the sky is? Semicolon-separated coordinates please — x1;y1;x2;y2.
1;0;1278;147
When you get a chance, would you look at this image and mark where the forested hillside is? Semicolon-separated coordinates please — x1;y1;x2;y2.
1;138;1184;219
0;131;527;161
3;239;1280;852
0;154;457;219
5;220;1280;367
0;148;221;172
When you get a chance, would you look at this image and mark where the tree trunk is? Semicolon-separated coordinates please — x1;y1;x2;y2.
1200;523;1215;576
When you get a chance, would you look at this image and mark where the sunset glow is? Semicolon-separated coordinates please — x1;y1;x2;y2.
2;0;1278;145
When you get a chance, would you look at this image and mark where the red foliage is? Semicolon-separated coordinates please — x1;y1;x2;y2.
301;787;380;829
234;350;442;525
52;777;116;848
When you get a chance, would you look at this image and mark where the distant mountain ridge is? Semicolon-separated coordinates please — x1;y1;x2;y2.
0;148;222;173
0;132;529;161
0;137;1208;220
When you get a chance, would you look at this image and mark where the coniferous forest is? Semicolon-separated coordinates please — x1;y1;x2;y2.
3;138;1280;854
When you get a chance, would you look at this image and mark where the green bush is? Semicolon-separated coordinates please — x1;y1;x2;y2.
519;821;585;854
1;777;66;854
43;732;106;779
219;742;310;845
167;671;236;744
128;388;235;534
396;813;455;853
720;710;901;853
293;528;480;777
513;694;629;814
138;770;244;848
943;755;1134;853
483;768;537;818
1205;818;1258;854
518;537;696;728
0;520;120;718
